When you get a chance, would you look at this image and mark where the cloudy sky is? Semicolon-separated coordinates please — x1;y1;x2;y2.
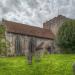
0;0;75;27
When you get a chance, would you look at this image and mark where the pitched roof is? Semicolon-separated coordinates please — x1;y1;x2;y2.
2;20;54;40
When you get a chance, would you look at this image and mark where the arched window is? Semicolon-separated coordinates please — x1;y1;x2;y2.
15;35;22;55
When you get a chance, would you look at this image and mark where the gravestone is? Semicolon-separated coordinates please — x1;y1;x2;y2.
28;37;36;64
72;62;75;75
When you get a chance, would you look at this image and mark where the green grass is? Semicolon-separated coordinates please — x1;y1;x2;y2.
0;54;75;75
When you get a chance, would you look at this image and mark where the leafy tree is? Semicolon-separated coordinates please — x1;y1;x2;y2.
56;20;75;53
0;25;10;55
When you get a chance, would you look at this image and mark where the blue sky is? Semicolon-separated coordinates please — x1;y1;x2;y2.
0;0;75;27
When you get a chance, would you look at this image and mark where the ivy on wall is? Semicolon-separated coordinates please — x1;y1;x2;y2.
0;25;9;56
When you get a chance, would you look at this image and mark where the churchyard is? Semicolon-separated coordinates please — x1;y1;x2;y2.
0;54;74;75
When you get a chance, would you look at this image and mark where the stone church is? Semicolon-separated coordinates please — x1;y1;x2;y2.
0;19;54;56
0;15;70;56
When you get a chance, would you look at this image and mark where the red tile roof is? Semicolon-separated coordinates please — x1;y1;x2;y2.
2;20;54;40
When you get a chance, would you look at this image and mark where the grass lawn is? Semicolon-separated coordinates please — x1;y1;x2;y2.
0;54;75;75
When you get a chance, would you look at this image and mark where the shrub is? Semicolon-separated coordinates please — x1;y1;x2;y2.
0;25;10;55
56;20;75;53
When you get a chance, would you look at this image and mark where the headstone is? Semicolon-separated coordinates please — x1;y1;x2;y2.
28;37;36;64
72;62;75;75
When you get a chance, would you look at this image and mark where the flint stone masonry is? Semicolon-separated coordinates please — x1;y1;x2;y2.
1;20;54;56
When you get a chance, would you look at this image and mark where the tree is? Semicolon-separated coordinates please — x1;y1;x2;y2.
56;20;75;53
0;25;10;56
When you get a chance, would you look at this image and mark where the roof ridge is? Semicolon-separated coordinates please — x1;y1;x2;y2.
3;20;52;31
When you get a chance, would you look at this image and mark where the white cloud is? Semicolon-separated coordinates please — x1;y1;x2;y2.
0;0;75;27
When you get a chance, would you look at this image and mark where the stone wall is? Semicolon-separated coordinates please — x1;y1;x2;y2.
5;32;54;56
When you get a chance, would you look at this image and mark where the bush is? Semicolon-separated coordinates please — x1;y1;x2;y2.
56;20;75;53
0;25;10;55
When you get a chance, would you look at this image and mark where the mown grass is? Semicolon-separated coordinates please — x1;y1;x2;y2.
0;54;75;75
